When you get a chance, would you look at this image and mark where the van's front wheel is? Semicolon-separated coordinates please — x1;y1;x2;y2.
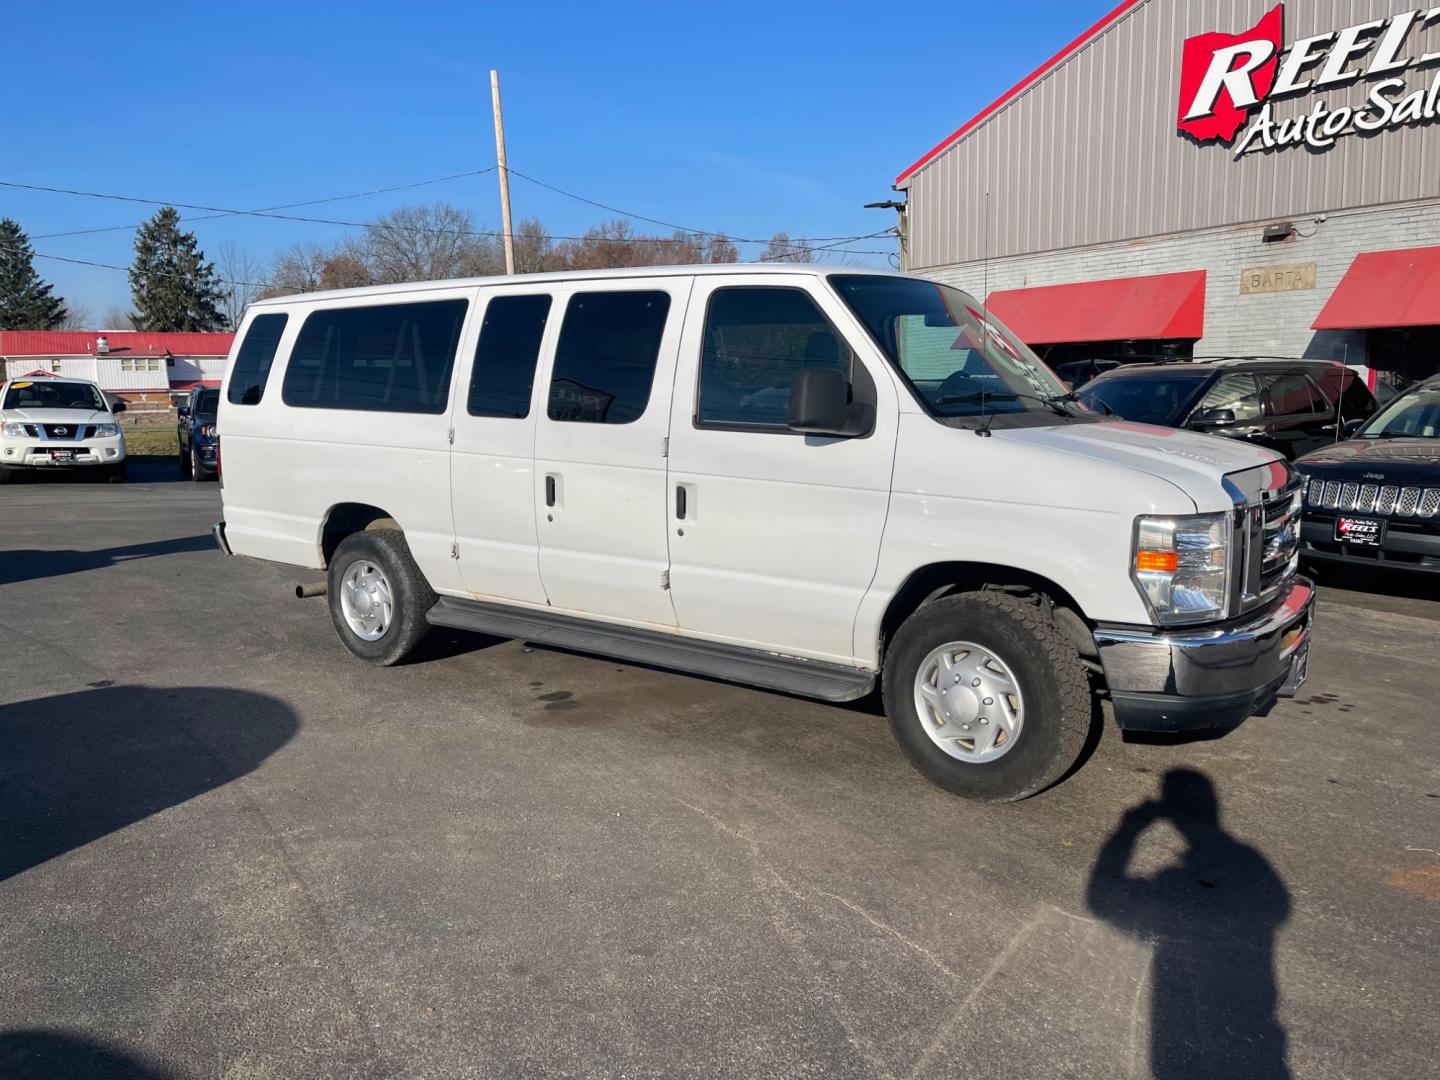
882;591;1092;802
326;529;435;665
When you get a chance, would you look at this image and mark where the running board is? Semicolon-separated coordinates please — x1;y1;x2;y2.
426;597;876;703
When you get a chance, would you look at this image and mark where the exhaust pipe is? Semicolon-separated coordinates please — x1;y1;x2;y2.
295;582;327;599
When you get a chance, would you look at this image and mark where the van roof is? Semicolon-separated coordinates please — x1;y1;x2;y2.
249;262;909;308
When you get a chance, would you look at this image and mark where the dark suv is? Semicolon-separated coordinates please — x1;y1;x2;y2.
176;385;219;482
1076;358;1377;460
1293;375;1440;574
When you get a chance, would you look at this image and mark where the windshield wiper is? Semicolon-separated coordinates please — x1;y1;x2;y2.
934;390;1018;406
934;389;1075;418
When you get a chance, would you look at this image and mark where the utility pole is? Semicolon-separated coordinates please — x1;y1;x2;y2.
490;69;515;275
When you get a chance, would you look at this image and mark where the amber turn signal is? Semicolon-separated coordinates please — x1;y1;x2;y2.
1135;550;1180;573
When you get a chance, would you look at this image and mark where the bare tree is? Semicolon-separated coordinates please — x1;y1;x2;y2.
762;232;815;263
261;241;332;298
319;243;375;291
101;305;135;330
363;202;500;283
513;217;556;274
706;232;739;263
216;240;268;329
58;302;93;329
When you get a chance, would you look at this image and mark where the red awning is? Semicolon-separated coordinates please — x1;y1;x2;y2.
985;270;1207;346
1312;246;1440;330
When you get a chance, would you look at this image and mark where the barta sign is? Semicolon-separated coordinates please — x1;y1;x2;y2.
1177;3;1440;158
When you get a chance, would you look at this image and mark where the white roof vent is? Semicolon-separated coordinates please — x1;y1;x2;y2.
95;335;110;354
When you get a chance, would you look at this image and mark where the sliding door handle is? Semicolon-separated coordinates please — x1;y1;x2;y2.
545;475;557;507
675;484;687;520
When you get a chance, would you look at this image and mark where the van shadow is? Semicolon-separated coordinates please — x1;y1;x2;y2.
0;1029;178;1079
0;685;297;883
0;535;215;586
1086;769;1291;1080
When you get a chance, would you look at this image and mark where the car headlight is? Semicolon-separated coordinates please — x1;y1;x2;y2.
2;421;27;437
1132;512;1232;625
200;424;218;439
91;423;120;437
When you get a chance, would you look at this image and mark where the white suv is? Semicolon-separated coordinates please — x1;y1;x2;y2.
212;265;1313;801
0;376;128;483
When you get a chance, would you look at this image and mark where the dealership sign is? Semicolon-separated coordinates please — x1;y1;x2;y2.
1178;3;1440;157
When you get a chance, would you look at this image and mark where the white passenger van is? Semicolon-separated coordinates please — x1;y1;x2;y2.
215;265;1313;801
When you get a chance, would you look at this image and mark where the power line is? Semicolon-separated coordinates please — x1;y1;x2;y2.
19;249;273;290
30;168;497;241
504;167;876;244
0;175;896;255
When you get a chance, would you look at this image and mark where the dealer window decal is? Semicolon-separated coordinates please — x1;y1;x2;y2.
1177;3;1440;158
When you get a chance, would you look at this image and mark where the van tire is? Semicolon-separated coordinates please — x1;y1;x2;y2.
326;529;435;666
882;591;1092;803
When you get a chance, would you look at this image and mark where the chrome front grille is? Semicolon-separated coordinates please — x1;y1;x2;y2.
1232;468;1302;616
1308;479;1440;518
1257;485;1301;600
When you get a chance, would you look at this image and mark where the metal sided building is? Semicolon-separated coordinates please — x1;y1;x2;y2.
895;0;1440;393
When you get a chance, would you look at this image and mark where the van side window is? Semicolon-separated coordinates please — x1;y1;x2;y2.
547;292;670;424
698;287;854;429
468;294;552;418
227;313;288;405
282;299;468;414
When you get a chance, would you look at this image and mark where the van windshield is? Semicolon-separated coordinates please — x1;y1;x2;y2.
830;275;1083;425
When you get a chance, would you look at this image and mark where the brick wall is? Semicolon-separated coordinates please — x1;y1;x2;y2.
916;197;1440;367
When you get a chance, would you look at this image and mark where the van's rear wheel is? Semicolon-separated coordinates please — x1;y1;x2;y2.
882;591;1092;802
326;529;435;665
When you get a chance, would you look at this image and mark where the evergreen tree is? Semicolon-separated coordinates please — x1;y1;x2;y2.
128;207;226;331
0;218;68;330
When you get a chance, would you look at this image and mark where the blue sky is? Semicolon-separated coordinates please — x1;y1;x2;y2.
2;0;1111;318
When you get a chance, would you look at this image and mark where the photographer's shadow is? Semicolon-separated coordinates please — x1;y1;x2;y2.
1086;769;1291;1080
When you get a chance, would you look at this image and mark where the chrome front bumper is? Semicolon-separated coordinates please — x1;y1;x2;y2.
1095;577;1315;732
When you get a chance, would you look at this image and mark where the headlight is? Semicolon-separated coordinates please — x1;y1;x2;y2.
1132;512;1232;625
91;423;120;437
2;421;27;437
200;424;218;439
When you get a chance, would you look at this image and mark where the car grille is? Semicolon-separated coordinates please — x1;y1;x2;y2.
1307;478;1440;518
29;424;91;440
1231;468;1302;616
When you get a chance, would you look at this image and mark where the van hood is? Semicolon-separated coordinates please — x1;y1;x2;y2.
2;407;115;426
997;418;1282;511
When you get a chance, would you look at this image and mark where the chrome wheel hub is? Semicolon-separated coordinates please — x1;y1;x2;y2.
339;560;394;641
913;641;1024;763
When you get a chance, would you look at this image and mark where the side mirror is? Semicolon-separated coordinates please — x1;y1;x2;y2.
110;400;127;415
177;406;189;419
1341;417;1365;438
788;367;873;438
1190;407;1235;429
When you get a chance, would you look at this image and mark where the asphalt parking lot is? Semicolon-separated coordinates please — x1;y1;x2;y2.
2;463;1438;1080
